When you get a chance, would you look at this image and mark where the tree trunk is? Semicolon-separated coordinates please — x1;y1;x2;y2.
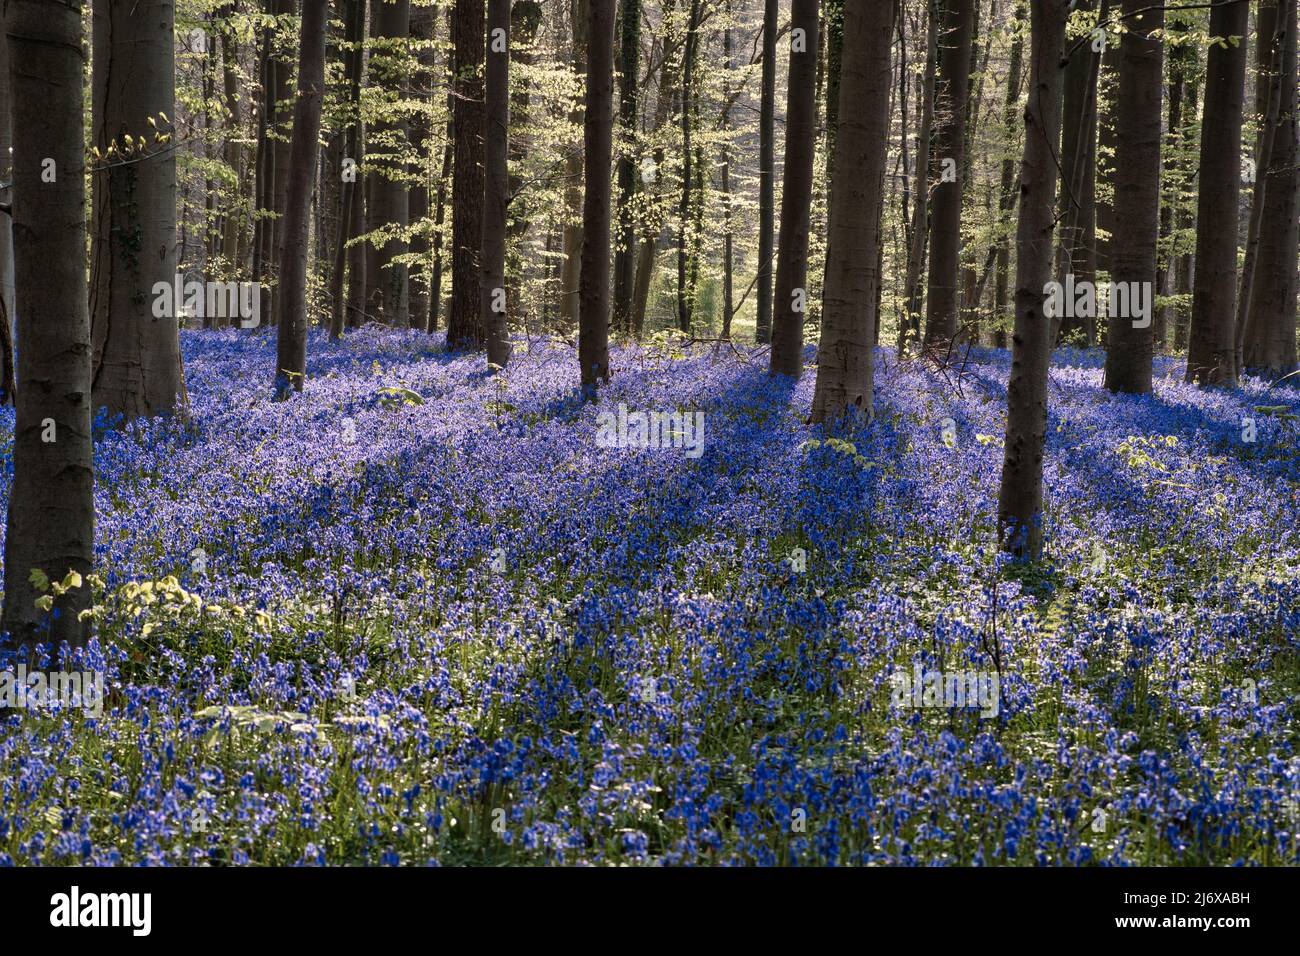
1243;0;1300;378
720;9;734;340
756;0;777;343
2;0;95;647
482;0;513;367
1186;0;1249;386
364;0;410;326
768;0;820;378
902;0;938;354
992;1;1026;350
90;0;183;421
220;5;244;282
578;0;614;389
1056;0;1104;345
612;0;641;333
0;22;12;326
559;0;590;329
1102;0;1162;395
448;0;487;348
810;0;896;422
922;0;974;347
268;0;298;328
676;0;702;334
997;0;1066;559
331;0;367;338
407;3;436;332
273;0;326;396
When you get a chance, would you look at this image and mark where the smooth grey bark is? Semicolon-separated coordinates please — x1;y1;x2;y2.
1243;0;1299;378
901;0;937;354
482;0;512;367
447;0;486;348
611;0;641;333
810;0;897;423
1186;0;1249;386
997;0;1066;559
559;0;589;330
273;0;326;396
922;0;974;347
1103;0;1162;395
756;0;776;343
89;0;184;421
365;0;410;326
2;0;95;647
331;0;367;338
578;0;614;389
768;0;820;379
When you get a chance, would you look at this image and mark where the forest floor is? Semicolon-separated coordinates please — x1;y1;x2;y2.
1;326;1299;865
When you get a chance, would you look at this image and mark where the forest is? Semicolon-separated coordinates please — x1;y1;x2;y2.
0;0;1297;874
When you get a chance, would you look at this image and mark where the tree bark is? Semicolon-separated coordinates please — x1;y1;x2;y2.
997;0;1067;559
810;0;896;423
1235;0;1281;375
559;0;590;329
1186;0;1249;386
89;0;184;421
768;0;820;378
1243;0;1299;378
922;0;974;347
273;0;326;396
1103;0;1162;395
611;0;641;333
992;0;1026;350
364;0;410;326
578;0;614;389
331;0;367;338
902;0;938;354
448;0;487;348
2;0;95;647
1056;0;1104;345
756;0;777;343
268;0;297;328
482;0;512;367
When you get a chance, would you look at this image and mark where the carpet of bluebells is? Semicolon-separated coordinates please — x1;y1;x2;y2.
1;326;1299;866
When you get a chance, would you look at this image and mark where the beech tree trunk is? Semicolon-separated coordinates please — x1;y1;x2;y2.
756;0;777;343
922;0;973;347
810;0;896;423
3;0;95;646
768;0;820;378
1235;1;1281;375
331;0;367;338
992;0;1025;351
901;0;937;354
89;0;184;421
578;0;614;389
273;0;326;396
559;0;589;329
1103;0;1162;395
482;0;512;366
997;0;1066;559
611;0;641;333
365;0;411;326
1186;0;1249;386
1243;0;1300;378
448;0;487;348
268;0;297;328
1056;0;1104;345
